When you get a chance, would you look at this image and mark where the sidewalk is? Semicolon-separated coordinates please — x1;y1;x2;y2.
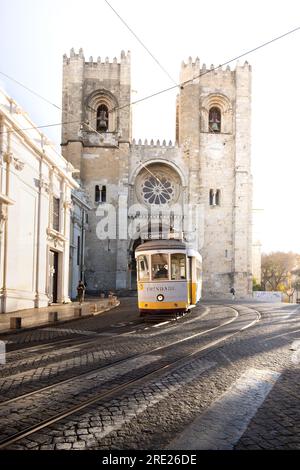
0;297;119;334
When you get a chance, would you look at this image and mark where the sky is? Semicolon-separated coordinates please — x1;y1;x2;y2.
0;0;300;254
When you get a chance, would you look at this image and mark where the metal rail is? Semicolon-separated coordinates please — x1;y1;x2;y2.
0;306;261;449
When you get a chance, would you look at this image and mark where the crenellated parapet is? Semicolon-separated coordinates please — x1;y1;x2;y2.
180;56;201;84
131;139;175;148
63;48;131;85
180;57;251;84
63;48;130;66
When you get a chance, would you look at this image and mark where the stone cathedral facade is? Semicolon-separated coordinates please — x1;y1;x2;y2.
61;48;253;298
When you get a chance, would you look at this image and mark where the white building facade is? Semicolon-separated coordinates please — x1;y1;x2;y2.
69;188;90;300
0;89;78;313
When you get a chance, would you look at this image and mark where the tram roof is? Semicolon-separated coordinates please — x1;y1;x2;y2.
135;239;187;252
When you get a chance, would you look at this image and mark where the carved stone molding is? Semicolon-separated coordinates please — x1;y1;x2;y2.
13;157;25;171
3;152;25;171
34;178;50;193
0;205;8;233
46;227;67;246
3;152;13;164
63;199;73;210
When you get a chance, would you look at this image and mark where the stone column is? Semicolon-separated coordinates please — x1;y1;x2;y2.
61;185;72;303
35;159;51;308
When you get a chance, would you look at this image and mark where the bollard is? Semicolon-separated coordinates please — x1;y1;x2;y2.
100;293;105;299
48;311;58;322
108;294;113;306
112;295;118;305
10;317;22;329
90;303;97;313
74;307;82;318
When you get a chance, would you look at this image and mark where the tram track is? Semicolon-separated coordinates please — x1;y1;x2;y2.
0;306;228;405
0;307;210;378
2;318;146;353
0;305;260;449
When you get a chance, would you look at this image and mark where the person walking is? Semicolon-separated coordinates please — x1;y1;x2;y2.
77;280;86;305
230;287;235;300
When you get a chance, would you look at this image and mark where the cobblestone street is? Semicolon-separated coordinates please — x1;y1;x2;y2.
0;298;299;451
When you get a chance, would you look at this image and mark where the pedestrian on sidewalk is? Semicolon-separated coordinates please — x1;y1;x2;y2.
230;287;235;300
77;280;85;305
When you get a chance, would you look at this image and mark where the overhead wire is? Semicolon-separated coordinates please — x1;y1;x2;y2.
0;70;61;110
0;25;299;135
104;0;177;86
111;25;300;113
1;24;300;186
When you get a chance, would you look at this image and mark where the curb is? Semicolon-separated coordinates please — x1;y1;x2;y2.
0;300;120;337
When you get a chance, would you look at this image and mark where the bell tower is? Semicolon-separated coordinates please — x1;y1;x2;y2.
176;58;252;297
61;48;131;175
61;49;132;293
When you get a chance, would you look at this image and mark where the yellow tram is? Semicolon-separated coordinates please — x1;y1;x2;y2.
135;239;202;316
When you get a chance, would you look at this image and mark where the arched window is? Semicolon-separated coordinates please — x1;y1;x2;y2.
101;185;106;203
209;189;214;206
96;104;109;132
209;107;221;133
215;189;221;205
95;185;100;202
95;185;106;203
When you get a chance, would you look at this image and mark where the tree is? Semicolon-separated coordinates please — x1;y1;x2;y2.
261;252;300;291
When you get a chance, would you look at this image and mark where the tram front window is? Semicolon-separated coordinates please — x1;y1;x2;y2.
137;255;150;281
152;253;169;280
171;253;186;280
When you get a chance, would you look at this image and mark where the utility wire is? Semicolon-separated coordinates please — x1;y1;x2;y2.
0;70;61;110
104;0;177;86
0;120;79;135
1;25;299;133
113;25;300;113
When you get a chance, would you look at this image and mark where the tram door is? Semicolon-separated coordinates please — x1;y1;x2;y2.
188;256;193;304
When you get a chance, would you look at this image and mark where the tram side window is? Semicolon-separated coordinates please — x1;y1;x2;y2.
137;255;150;281
152;253;169;280
171;254;186;280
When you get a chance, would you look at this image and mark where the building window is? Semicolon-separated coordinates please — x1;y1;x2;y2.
95;185;106;203
101;185;106;203
52;197;60;231
209;107;221;133
96;104;109;132
95;185;100;203
170;211;175;234
142;175;174;205
209;189;221;206
77;236;81;266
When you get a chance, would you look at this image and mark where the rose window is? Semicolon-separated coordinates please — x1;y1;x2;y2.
142;176;174;205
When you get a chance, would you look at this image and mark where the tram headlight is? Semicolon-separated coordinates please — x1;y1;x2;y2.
157;294;164;302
